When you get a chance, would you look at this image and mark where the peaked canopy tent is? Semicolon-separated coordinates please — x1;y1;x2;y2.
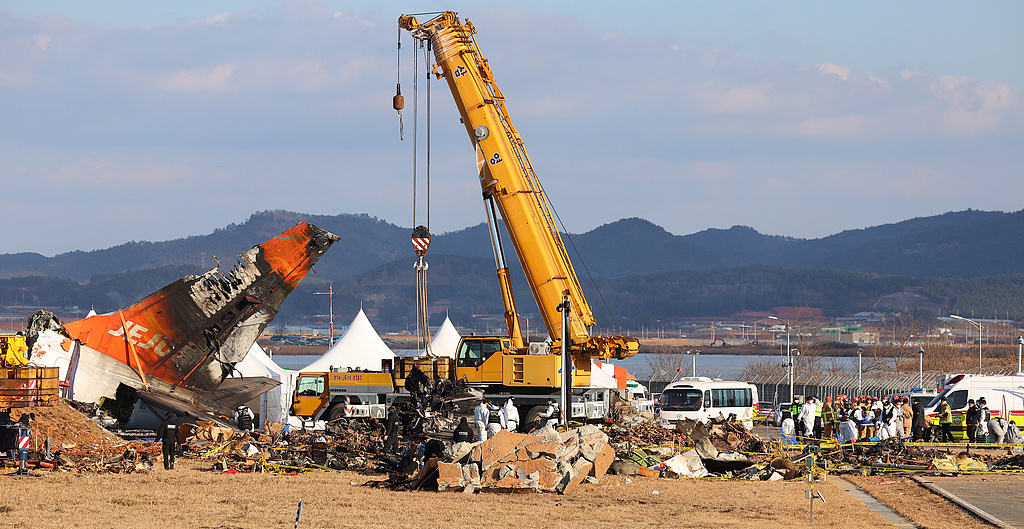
302;309;395;372
227;343;297;425
428;315;462;358
398;315;463;358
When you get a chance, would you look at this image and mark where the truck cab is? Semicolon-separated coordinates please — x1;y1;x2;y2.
291;370;395;422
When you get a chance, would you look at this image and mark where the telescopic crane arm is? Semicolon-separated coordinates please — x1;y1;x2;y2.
399;12;637;360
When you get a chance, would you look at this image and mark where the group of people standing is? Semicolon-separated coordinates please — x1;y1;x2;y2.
781;394;925;443
937;396;1022;444
780;393;1022;444
469;397;525;442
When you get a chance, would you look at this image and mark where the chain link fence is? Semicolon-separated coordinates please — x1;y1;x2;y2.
749;367;1019;405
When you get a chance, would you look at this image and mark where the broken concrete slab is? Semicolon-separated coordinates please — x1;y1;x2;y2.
662;450;710;479
591;443;615;480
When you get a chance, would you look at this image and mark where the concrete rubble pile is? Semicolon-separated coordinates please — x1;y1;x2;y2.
415;425;615;494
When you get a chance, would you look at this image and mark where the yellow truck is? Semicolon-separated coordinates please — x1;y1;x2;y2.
290;358;451;422
0;336;29;367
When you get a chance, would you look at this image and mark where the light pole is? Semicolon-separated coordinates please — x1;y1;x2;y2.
918;347;924;389
770;316;793;403
950;314;983;371
649;369;667;394
857;348;863;397
685;349;700;377
1017;336;1023;374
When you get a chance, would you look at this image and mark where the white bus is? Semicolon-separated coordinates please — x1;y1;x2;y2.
658;377;759;429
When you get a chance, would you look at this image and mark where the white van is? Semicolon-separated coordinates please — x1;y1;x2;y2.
658;377;759;429
923;374;1024;439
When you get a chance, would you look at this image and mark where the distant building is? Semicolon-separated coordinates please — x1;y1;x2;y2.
819;324;875;344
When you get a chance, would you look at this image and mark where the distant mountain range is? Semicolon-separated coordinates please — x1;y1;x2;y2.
1;209;1022;328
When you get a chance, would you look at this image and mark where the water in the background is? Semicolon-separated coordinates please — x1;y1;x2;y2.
269;353;855;382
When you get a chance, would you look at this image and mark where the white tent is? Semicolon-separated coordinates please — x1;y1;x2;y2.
427;315;462;358
302;309;395;372
400;315;463;358
228;343;297;425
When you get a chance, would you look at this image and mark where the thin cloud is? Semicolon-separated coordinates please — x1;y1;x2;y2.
47;157;200;187
154;64;235;92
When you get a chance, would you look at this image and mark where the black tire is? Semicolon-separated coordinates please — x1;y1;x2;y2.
328;405;346;422
523;405;548;432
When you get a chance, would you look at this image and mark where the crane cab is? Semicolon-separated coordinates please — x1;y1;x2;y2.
456;337;512;384
455;336;591;387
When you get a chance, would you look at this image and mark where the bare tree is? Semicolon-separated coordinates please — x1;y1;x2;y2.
740;355;786;380
790;318;831;381
874;314;926;375
642;351;690;385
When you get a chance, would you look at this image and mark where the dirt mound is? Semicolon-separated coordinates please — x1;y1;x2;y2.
13;398;125;449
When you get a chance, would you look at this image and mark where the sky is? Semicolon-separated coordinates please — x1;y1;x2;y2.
1;0;1022;256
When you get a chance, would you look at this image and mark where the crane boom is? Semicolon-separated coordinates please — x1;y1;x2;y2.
400;12;637;360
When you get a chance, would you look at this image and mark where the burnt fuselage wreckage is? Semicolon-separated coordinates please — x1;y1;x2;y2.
27;222;338;425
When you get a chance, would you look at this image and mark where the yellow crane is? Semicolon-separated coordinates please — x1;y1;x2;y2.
399;12;638;420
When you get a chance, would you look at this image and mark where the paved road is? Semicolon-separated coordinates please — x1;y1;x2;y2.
916;474;1024;528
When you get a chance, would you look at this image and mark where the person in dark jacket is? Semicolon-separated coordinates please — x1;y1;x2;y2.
156;412;179;470
911;398;926;441
383;406;401;453
404;365;431;406
965;399;981;442
452;417;472;444
423;439;445;461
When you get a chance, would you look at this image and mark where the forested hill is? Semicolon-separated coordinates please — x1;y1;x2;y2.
1;209;1022;323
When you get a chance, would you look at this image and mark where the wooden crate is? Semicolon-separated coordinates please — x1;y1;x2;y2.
0;366;60;407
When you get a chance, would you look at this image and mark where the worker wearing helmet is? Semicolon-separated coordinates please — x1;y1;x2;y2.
821;397;835;439
539;398;559;429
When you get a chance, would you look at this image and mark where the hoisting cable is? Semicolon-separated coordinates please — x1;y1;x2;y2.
408;33;433;356
393;26;404;140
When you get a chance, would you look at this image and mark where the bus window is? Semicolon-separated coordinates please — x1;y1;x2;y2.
662;389;703;411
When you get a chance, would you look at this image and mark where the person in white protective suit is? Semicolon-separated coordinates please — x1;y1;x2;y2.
837;413;858;443
798;397;817;439
486;402;505;437
502;397;519;432
876;400;901;440
538;397;559;429
474;399;490;442
781;416;796;437
887;400;904;439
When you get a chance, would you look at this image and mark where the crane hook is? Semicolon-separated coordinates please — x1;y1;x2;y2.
394;83;405;140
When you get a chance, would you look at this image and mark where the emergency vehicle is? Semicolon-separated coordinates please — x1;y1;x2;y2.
923;374;1024;439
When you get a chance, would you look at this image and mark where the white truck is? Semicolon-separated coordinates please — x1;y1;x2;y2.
923;374;1024;440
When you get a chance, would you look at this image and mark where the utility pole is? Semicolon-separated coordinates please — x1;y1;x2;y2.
313;283;335;346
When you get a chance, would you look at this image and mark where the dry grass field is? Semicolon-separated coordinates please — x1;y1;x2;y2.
0;458;924;529
842;475;996;529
